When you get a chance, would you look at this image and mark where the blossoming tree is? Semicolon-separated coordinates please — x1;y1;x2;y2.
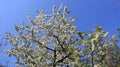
5;4;120;67
6;4;82;67
79;26;120;67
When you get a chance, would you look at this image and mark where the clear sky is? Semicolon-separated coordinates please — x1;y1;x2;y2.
0;0;120;66
0;0;120;34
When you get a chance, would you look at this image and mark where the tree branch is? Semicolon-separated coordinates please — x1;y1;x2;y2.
33;39;55;52
56;53;72;63
53;48;57;67
49;32;66;52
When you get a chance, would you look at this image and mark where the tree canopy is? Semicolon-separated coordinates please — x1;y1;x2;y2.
5;4;120;67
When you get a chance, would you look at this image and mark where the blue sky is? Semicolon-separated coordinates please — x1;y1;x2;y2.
0;0;120;66
0;0;120;35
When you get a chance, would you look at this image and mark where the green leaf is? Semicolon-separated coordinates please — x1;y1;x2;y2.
89;34;94;40
96;25;102;32
25;25;30;28
22;21;25;25
78;32;84;39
